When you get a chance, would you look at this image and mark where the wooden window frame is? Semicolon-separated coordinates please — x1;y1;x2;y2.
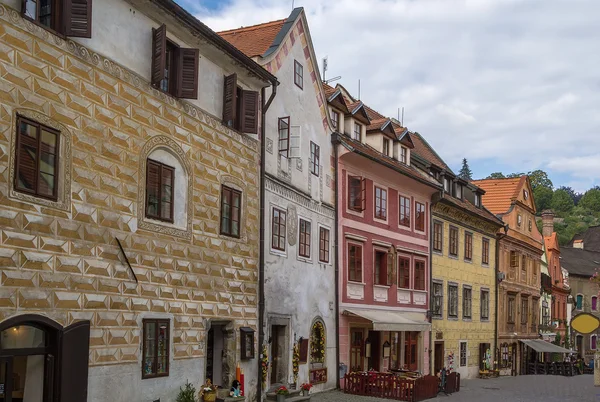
415;201;425;232
459;342;467;367
464;232;473;261
353;123;362;141
145;159;175;223
449;226;459;257
348;176;365;212
507;294;516;324
448;283;458;318
510;251;519;268
331;110;339;130
374;186;387;220
433;221;443;252
481;289;490;320
398;256;410;289
310;141;320;176
294;60;303;89
271;207;287;251
383;139;390;156
22;0;92;38
278;117;290;157
520;296;528;325
14;115;60;201
142;319;170;379
240;327;255;360
399;195;411;228
432;280;443;318
220;185;242;238
400;146;407;164
414;260;426;291
462;286;472;319
374;250;388;286
298;218;311;258
348;243;363;283
521;255;527;281
319;227;330;263
161;39;179;96
482;238;490;265
221;73;259;134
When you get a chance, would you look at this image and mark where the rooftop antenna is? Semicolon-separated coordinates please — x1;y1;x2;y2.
324;76;341;85
401;107;405;126
291;0;294;10
322;56;328;81
358;79;361;100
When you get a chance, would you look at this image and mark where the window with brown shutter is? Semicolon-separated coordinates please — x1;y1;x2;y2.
222;74;259;134
146;159;175;223
14;116;60;200
319;227;330;263
449;226;458;257
464;232;473;261
398;257;410;289
310;142;320;176
414;260;425;290
278;117;290;157
482;238;490;265
433;221;443;252
271;208;286;251
22;0;92;38
299;219;311;258
142;319;170;379
220;185;241;238
348;176;365;212
348;243;362;282
151;25;200;99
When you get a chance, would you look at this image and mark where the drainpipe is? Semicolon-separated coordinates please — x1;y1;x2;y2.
494;225;508;373
332;133;341;389
258;82;278;402
429;190;443;375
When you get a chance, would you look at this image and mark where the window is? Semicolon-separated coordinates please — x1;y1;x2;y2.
14;116;60;200
464;232;473;261
455;184;463;199
222;73;259;134
400;146;407;164
278;117;290;157
531;299;538;330
517;214;522;227
523;189;529;199
521;297;528;325
22;0;92;38
375;186;387;220
348;244;362;282
510;251;519;268
501;343;509;369
432;281;443;318
474;193;481;207
507;294;516;323
331;110;339;129
146;160;175;223
528;219;532;231
443;177;451;193
299;219;311;258
521;255;527;281
414;260;425;291
481;289;490;320
142;319;170;379
220;186;241;237
353;123;362;141
398;257;410;289
151;25;200;99
294;60;303;89
310;321;325;363
415;202;425;231
593;296;598;311
271;207;286;251
399;196;411;228
383;139;390;156
310;142;320;176
459;342;467;367
448;284;458;318
576;294;583;310
463;286;472;319
374;251;388;286
449;226;458;257
482;238;490;265
348;176;365;212
433;221;443;252
592;335;597;351
319;227;330;263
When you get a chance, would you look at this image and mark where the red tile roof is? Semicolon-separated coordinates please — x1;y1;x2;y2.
323;83;337;99
471;177;525;215
409;132;451;172
218;19;286;58
441;195;504;227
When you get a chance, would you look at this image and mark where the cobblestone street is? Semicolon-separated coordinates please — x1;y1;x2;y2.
313;375;599;402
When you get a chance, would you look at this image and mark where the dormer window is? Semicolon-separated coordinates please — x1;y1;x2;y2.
475;194;481;207
443;177;451;193
455;184;463;199
400;146;407;164
331;110;339;129
353;123;362;141
383;139;390;156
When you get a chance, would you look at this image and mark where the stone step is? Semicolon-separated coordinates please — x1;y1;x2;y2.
266;389;303;401
266;396;310;402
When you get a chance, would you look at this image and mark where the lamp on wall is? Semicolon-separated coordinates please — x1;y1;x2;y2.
382;341;391;358
497;272;505;283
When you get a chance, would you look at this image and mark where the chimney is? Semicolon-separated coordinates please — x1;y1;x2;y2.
541;209;555;238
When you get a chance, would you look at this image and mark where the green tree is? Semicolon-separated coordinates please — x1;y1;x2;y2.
507;172;525;178
579;188;600;212
458;158;473;181
534;186;553;212
558;186;582;205
551;189;575;214
527;169;553;190
486;172;505;179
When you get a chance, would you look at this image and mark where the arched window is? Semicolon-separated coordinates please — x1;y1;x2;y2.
310;320;326;364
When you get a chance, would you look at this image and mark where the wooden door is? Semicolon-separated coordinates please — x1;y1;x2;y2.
350;330;363;372
368;331;380;371
434;342;444;374
270;326;280;384
404;332;418;371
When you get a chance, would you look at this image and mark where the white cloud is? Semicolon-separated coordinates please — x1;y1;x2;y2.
186;0;600;185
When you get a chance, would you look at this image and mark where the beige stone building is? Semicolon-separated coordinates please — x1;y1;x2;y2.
0;0;276;401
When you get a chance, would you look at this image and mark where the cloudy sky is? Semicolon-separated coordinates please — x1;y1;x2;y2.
177;0;599;192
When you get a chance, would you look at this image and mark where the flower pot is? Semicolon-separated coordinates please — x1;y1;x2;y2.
203;392;217;402
277;394;286;402
302;390;310;397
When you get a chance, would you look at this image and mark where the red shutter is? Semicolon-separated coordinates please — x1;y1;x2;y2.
62;0;92;38
60;321;90;402
176;47;199;99
240;90;259;134
151;25;167;88
146;161;160;219
222;74;237;127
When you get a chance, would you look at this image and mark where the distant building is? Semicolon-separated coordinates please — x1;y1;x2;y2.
570;226;600;252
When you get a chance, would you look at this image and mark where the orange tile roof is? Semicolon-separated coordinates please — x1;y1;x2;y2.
409;132;451;172
471;177;524;215
323;83;337;98
544;232;559;251
218;19;286;58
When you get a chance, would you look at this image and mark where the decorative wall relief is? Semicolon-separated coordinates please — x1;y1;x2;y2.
287;205;298;246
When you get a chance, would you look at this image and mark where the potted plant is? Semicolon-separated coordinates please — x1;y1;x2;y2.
177;381;197;402
276;386;289;402
199;379;217;402
300;383;312;396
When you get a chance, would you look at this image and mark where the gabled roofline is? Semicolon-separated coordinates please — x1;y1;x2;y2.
262;7;303;58
411;131;454;174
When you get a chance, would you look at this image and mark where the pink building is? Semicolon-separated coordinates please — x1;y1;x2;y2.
327;84;441;375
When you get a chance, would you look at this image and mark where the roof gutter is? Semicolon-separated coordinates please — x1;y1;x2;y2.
429;189;443;374
331;132;341;389
495;225;508;373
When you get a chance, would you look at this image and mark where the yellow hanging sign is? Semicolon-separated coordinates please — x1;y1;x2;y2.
571;312;600;334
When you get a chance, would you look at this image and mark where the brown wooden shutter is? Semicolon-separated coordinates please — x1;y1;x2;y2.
151;25;167;88
146;161;160;219
222;74;237;127
176;47;199;99
299;339;309;363
60;321;90;402
62;0;92;38
360;178;366;211
240;90;259;134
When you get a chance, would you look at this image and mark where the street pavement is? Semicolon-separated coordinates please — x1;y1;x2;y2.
312;375;599;402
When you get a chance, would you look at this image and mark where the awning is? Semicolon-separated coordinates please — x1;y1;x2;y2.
343;309;430;332
520;339;572;353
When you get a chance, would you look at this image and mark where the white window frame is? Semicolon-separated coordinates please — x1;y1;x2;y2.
372;181;389;223
318;224;332;265
270;204;288;257
459;341;468;367
347;240;365;284
297;215;312;262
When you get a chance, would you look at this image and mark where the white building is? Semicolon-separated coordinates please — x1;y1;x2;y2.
220;8;337;393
